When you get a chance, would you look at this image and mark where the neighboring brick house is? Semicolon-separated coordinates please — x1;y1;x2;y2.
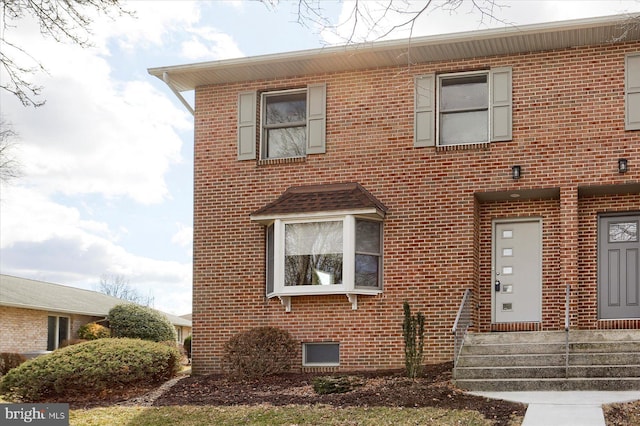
0;275;192;355
150;15;640;375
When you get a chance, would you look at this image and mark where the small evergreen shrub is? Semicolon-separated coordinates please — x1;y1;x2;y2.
77;322;110;340
223;327;296;378
312;376;364;395
108;304;177;342
183;335;192;360
402;300;425;379
0;338;180;402
0;353;26;375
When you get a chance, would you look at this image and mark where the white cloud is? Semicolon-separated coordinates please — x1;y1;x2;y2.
0;185;192;315
180;28;244;60
4;34;189;204
172;223;193;249
323;0;640;44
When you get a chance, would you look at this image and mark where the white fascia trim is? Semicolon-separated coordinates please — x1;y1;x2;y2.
251;208;384;224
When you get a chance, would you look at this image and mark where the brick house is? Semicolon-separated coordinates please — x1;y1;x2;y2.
150;15;640;376
0;275;192;355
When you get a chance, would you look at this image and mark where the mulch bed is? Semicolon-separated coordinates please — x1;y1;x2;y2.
154;362;526;426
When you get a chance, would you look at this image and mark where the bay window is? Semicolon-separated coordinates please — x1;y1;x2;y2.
253;182;387;311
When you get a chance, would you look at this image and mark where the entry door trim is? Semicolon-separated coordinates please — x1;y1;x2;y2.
491;217;543;324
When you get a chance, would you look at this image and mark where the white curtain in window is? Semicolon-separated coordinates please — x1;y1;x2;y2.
285;222;343;255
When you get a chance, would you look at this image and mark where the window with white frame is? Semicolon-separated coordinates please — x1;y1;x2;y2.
266;215;383;297
237;84;326;161
414;67;512;148
439;72;489;145
254;183;386;310
262;89;307;159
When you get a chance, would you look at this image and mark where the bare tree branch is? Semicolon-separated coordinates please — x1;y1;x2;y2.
287;0;510;46
98;273;155;307
0;0;131;107
0;117;22;184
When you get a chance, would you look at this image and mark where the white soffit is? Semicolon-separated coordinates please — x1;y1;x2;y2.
149;14;640;92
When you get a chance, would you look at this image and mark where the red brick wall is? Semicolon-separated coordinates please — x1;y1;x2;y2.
192;42;640;374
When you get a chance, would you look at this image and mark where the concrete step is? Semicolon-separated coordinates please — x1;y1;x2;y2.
457;352;640;368
457;353;566;367
464;331;566;345
464;330;640;345
453;331;640;392
455;377;640;392
460;342;565;356
455;365;640;380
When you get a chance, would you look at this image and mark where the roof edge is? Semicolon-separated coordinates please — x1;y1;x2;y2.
148;13;640;87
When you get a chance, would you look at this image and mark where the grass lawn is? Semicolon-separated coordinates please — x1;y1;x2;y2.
69;405;497;426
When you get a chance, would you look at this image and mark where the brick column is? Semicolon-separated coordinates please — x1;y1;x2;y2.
559;186;579;329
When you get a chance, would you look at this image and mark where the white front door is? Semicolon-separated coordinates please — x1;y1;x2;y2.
493;219;542;323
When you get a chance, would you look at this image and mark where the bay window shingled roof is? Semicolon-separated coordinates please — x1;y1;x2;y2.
251;183;387;219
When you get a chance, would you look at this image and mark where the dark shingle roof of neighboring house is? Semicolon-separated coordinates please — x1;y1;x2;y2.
251;182;388;222
0;274;191;327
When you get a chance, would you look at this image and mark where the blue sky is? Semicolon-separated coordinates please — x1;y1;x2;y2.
1;1;639;316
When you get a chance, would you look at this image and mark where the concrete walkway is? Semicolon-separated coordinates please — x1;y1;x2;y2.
471;391;640;426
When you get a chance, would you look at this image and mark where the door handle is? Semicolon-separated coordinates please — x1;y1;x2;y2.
495;280;501;292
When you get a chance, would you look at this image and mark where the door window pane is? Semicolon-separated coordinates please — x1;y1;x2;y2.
609;222;638;242
47;316;56;351
58;317;69;344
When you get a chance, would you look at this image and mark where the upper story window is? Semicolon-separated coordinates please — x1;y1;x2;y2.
414;67;512;148
252;183;387;311
439;72;489;145
262;90;307;159
237;83;326;161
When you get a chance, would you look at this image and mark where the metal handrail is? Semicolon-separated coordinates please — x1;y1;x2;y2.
565;284;570;378
452;289;473;368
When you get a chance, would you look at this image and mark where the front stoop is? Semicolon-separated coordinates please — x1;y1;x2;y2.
453;330;640;391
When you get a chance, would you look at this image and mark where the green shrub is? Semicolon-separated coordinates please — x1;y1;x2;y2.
77;322;110;340
0;353;26;375
223;327;296;378
0;338;180;402
183;335;192;359
108;304;177;342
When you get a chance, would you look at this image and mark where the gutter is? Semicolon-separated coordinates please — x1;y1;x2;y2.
162;72;194;116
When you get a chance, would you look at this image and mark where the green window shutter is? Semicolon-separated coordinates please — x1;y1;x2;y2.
414;74;435;147
490;67;512;141
306;83;326;154
626;53;640;131
237;91;257;160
